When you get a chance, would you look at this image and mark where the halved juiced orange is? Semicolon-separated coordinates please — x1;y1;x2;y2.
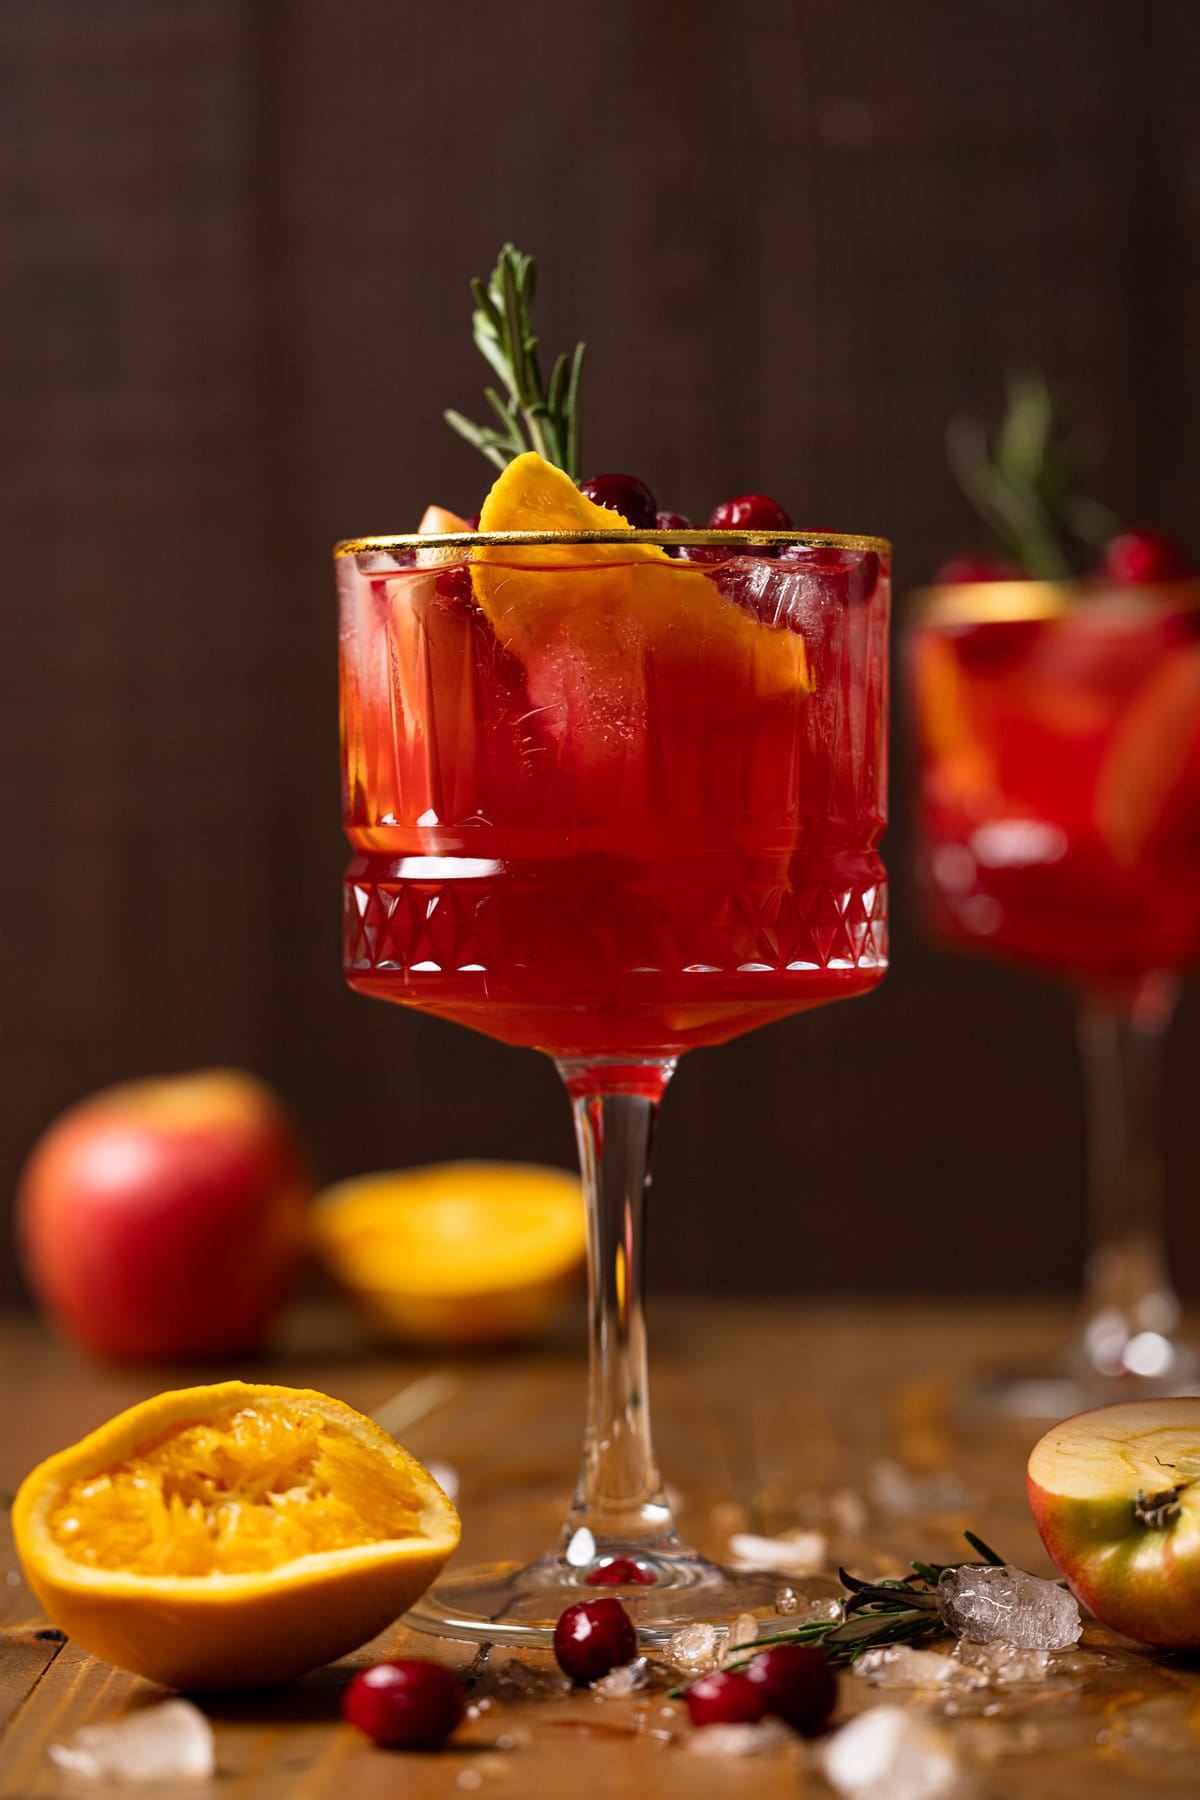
12;1382;460;1689
470;452;812;698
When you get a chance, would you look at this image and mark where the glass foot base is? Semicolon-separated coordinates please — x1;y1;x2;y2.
965;1337;1200;1419
404;1549;793;1648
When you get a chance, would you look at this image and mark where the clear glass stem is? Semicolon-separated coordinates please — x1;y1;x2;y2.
1076;975;1187;1381
556;1057;679;1553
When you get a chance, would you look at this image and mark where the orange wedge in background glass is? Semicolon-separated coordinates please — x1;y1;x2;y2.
12;1382;460;1690
1094;642;1200;865
313;1161;586;1348
909;631;997;805
471;451;813;699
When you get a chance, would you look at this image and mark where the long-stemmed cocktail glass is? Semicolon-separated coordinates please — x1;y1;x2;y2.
339;524;889;1643
909;577;1200;1413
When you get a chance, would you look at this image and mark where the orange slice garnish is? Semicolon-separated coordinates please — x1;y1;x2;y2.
1094;644;1200;864
471;452;812;698
13;1382;460;1689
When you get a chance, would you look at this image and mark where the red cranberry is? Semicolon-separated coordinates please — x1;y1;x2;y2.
580;473;658;529
434;565;474;609
685;1669;766;1728
934;554;1022;585
342;1658;464;1749
552;1597;638;1684
584;1557;656;1586
745;1643;836;1736
1103;528;1191;584
709;494;793;532
465;513;482;530
655;510;693;531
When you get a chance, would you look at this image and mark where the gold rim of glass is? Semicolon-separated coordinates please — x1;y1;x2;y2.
334;526;892;558
910;576;1200;624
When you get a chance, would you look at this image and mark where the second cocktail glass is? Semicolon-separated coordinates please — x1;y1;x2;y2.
339;520;890;1644
909;577;1200;1411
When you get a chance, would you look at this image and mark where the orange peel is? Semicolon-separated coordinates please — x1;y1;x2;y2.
12;1381;460;1689
471;452;812;698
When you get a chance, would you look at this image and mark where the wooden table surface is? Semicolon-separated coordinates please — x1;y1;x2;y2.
3;1299;1200;1797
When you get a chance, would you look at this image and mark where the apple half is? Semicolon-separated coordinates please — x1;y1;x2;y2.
1028;1400;1200;1646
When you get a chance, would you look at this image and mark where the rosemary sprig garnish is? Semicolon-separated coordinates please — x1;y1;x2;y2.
947;373;1118;578
445;243;586;481
713;1530;1009;1675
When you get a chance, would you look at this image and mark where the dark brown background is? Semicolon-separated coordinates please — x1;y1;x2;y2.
4;0;1200;1309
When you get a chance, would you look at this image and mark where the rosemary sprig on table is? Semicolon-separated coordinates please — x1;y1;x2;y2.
947;373;1118;578
718;1530;1007;1673
445;243;586;480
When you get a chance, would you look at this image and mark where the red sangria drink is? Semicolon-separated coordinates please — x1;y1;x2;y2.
337;246;890;1644
912;585;1200;995
910;379;1200;1406
341;509;888;1063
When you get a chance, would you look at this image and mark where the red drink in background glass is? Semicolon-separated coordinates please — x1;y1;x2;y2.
340;548;890;1058
909;577;1200;1402
910;587;1200;999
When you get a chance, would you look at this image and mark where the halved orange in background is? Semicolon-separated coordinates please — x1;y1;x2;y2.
313;1161;586;1348
12;1381;460;1690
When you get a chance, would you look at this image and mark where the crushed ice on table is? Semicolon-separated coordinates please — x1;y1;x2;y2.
821;1705;960;1800
829;1487;870;1536
855;1645;985;1691
722;1613;760;1658
937;1564;1081;1649
727;1527;827;1573
686;1718;794;1758
868;1461;972;1515
48;1700;215;1782
593;1657;647;1698
665;1622;720;1674
953;1638;1053;1685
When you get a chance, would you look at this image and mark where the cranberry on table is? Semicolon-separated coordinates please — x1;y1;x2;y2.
552;1597;638;1684
1102;528;1191;584
685;1668;766;1728
584;1556;656;1586
934;554;1021;584
580;473;658;529
709;494;793;532
342;1658;464;1749
744;1643;836;1736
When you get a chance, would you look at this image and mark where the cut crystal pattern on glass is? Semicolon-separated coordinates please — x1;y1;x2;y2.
345;877;887;979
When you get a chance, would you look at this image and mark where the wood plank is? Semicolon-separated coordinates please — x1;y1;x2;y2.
5;1306;1200;1795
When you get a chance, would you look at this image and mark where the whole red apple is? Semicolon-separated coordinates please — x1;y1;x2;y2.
1027;1399;1200;1646
17;1070;311;1359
